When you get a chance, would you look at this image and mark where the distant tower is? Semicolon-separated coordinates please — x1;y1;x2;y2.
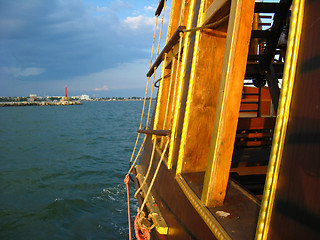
65;86;68;97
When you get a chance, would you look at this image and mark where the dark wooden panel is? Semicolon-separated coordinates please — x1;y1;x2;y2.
267;1;320;239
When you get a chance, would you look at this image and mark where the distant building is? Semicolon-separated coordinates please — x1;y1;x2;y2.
80;95;90;100
30;94;37;99
27;94;37;102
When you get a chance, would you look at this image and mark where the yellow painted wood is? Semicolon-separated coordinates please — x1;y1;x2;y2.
202;0;230;26
201;0;255;207
153;0;187;147
255;1;305;239
167;0;197;169
177;0;229;174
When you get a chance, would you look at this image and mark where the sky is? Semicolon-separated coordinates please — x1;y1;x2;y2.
0;0;170;98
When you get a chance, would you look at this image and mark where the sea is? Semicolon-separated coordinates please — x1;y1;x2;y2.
0;101;148;240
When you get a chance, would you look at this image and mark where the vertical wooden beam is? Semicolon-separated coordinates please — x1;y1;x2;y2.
176;0;229;174
255;0;306;238
201;0;255;207
154;65;171;132
167;0;199;169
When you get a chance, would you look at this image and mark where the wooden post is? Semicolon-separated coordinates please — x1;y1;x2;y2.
201;0;256;207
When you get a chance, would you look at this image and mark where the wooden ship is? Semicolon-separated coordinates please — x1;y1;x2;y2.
125;0;320;239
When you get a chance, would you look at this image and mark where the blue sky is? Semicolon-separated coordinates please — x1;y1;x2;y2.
0;0;170;97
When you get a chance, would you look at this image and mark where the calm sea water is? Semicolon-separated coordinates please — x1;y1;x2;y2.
0;101;146;240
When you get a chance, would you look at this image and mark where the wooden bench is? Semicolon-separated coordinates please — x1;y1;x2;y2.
230;117;276;196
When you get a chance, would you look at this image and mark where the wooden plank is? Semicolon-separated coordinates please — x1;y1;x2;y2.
230;166;268;175
201;0;256;207
235;141;273;147
262;1;320;238
237;117;276;130
137;129;171;136
232;147;271;163
167;0;200;169
176;0;229;174
236;132;274;139
202;0;230;26
155;0;166;16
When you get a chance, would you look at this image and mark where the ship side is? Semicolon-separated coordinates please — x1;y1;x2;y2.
129;0;320;239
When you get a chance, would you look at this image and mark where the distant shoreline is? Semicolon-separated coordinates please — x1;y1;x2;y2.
0;101;82;107
0;98;156;107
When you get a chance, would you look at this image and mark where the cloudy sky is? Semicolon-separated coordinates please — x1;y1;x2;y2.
0;0;170;97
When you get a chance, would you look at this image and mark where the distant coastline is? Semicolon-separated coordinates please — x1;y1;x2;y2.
0;98;157;107
0;101;82;107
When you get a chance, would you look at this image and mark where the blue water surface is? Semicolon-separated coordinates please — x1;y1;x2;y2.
0;101;146;240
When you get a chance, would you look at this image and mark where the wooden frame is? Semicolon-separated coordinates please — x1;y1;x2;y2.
255;0;305;239
176;0;230;175
201;0;256;207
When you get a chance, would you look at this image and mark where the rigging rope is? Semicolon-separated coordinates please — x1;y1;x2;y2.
134;138;157;198
145;0;167;130
133;0;167;200
134;138;170;239
129;14;159;168
183;14;229;33
140;138;169;212
127;135;147;175
124;175;132;240
126;8;161;240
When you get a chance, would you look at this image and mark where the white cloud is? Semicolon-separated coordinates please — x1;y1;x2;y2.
1;67;45;77
94;85;109;91
144;6;154;11
123;15;156;30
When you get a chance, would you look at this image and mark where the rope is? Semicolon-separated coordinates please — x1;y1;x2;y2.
128;135;147;175
145;0;167;130
126;10;160;240
124;175;132;240
127;1;168;239
134;138;157;198
183;14;229;33
140;138;169;212
134;209;151;240
134;139;170;239
129;13;160;167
